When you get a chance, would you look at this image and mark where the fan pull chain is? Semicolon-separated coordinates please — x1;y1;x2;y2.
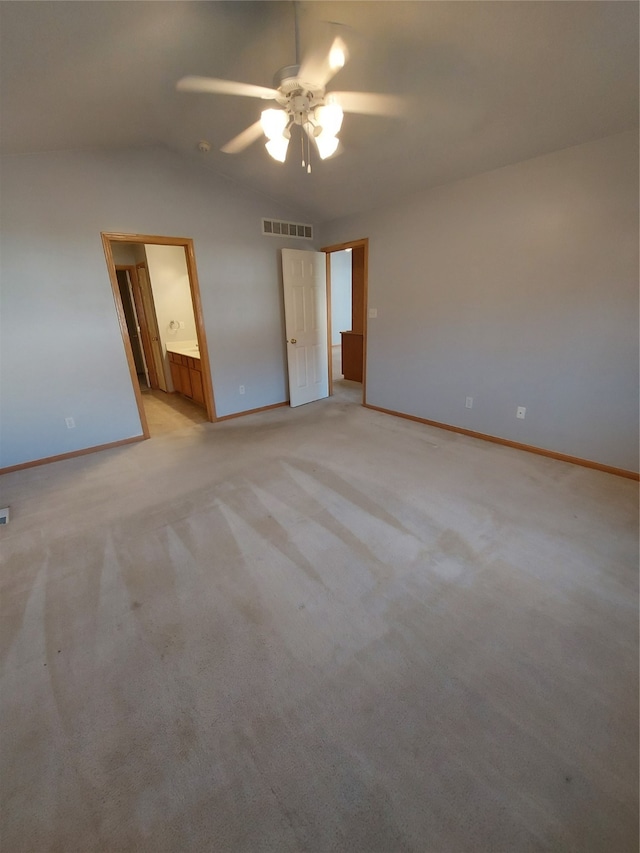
307;130;311;173
300;126;305;168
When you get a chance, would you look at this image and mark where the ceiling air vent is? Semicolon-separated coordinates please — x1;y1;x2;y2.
262;219;313;240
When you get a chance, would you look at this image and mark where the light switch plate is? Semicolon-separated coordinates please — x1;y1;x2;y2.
368;308;377;318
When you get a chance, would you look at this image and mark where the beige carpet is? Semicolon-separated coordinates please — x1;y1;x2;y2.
1;389;638;852
140;385;208;436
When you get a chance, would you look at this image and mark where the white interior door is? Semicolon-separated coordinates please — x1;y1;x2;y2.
281;248;329;407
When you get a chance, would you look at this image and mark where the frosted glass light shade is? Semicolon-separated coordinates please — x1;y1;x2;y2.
261;108;287;140
265;137;289;162
315;103;343;137
315;132;339;160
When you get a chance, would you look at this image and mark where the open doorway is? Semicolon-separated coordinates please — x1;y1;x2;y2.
323;239;368;405
102;233;217;437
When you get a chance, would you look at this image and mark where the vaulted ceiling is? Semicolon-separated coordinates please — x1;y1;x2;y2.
1;1;637;222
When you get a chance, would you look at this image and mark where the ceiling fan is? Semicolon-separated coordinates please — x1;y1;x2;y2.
176;4;405;171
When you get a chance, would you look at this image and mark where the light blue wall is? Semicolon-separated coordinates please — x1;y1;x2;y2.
0;147;312;468
3;133;638;473
320;132;639;472
330;251;352;346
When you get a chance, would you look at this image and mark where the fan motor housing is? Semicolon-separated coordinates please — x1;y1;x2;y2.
273;64;324;104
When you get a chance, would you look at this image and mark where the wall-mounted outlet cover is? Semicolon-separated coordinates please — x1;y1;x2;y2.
368;308;378;318
0;507;10;525
516;406;526;419
465;397;473;409
65;417;76;429
239;385;245;395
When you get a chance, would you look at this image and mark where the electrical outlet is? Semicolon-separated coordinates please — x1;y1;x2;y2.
65;417;76;429
179;321;185;329
465;396;473;409
239;385;245;395
0;507;9;525
368;308;378;318
516;406;526;419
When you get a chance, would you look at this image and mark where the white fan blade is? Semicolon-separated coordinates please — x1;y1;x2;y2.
221;120;264;154
177;76;278;100
329;91;408;118
299;37;348;89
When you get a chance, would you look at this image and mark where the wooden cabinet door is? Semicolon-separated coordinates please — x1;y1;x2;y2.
341;331;363;382
169;358;182;394
190;367;205;405
179;362;192;397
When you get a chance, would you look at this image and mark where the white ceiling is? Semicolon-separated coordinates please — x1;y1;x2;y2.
1;1;637;222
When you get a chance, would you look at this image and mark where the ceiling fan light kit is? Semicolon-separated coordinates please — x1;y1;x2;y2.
176;8;400;170
258;33;347;168
259;74;344;167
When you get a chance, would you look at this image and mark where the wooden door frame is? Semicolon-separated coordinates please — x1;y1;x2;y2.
115;264;159;390
321;238;369;404
134;260;167;391
102;232;217;438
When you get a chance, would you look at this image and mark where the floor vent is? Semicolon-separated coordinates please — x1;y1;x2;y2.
262;219;313;239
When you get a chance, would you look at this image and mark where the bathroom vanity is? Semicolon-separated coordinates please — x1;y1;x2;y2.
166;343;205;407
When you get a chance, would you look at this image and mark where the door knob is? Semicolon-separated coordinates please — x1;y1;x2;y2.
289;338;297;344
